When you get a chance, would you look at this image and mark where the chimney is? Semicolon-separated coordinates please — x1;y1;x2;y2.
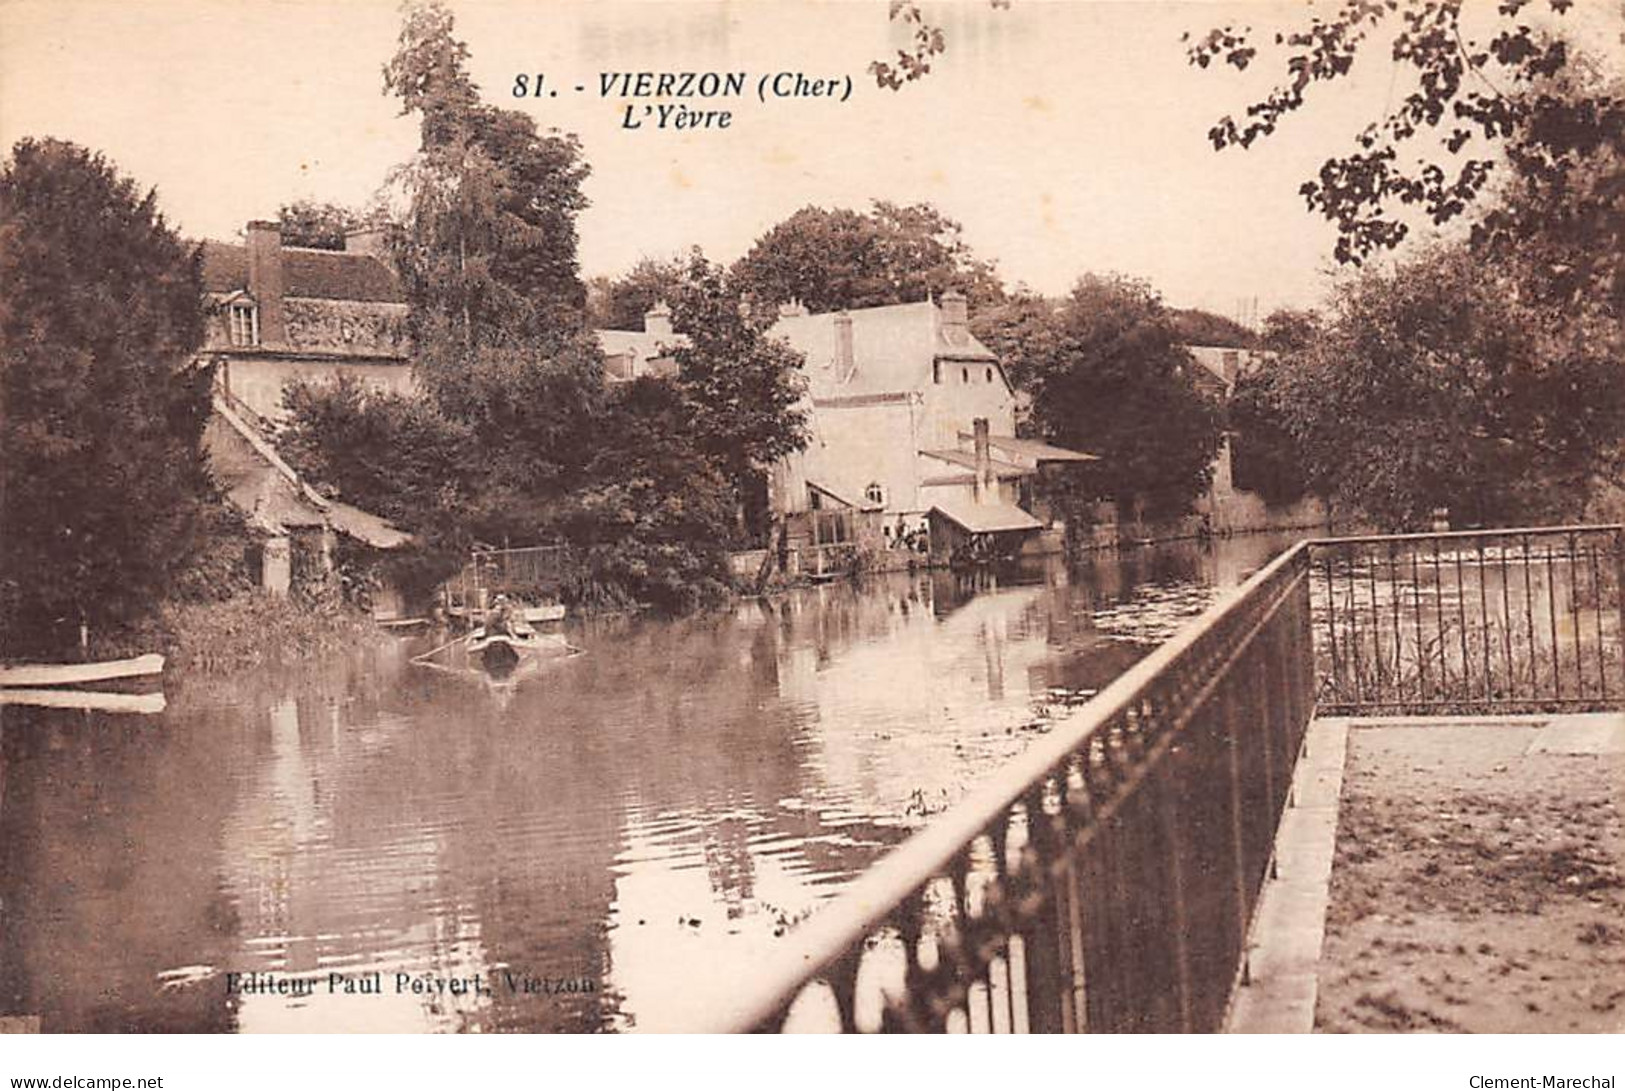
973;417;992;505
343;223;389;259
644;301;673;339
834;310;854;383
777;300;809;319
245;220;286;346
940;289;969;341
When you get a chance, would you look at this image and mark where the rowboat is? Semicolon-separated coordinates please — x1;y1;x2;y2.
0;653;164;689
465;627;572;678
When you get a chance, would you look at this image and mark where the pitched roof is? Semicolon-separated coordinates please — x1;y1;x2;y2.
808;480;882;511
207;393;411;546
770;300;999;399
198;241;405;303
919;449;1034;479
929;499;1044;534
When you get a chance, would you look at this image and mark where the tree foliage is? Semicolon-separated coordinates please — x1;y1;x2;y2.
586;256;687;330
667;253;809;481
968;289;1064;396
1257;307;1324;354
0;139;218;647
554;377;741;612
1227;364;1312;508
730;201;1003;315
385;0;593;360
381;0;604;503
277;199;367;250
1249;245;1625;529
1187;0;1625;284
1008;276;1224;520
281;9;812;611
277;377;480;600
869;1;1012;90
1168;307;1259;348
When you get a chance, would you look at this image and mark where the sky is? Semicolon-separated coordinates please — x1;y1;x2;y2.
2;0;1618;317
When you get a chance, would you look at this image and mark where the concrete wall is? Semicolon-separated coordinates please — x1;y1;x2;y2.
917;476;1020;515
779;398;922;515
773;363;1019;523
221;357;418;421
921;363;1017;450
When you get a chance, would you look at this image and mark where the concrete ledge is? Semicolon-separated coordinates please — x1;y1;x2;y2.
1525;712;1625;755
1225;719;1349;1033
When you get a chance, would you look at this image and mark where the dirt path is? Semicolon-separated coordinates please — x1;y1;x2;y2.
1315;722;1625;1032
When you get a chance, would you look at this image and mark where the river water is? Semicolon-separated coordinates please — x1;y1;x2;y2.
0;533;1298;1032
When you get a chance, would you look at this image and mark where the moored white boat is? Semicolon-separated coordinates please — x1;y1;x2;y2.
0;653;165;689
0;688;167;714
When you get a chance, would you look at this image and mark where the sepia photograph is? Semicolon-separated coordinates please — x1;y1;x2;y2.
1;0;1622;1057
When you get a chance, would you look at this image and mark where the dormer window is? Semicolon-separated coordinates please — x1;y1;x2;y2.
228;300;260;347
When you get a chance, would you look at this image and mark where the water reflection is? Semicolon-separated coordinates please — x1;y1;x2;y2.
0;533;1296;1032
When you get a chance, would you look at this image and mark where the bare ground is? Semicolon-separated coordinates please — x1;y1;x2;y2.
1315;722;1625;1033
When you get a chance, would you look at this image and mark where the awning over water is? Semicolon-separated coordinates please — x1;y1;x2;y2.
929;499;1044;534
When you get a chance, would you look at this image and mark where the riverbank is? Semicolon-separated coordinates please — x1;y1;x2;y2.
86;592;376;675
1315;720;1625;1032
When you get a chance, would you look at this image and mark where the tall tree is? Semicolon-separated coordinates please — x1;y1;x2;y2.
1259;244;1624;528
384;0;593;353
731;201;1003;314
667;252;810;537
382;0;602;503
1015;276;1224;520
0;139;217;648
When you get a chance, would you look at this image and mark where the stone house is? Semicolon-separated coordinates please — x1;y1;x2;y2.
199;220;414;423
766;292;1094;568
194;221;412;606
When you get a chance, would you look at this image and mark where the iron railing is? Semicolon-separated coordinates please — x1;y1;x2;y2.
1309;526;1625;715
719;541;1316;1032
714;523;1625;1033
444;544;571;613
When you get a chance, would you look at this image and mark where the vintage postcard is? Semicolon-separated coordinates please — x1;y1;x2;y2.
1;0;1622;1059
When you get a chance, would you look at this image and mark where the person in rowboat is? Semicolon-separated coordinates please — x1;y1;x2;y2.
485;594;521;638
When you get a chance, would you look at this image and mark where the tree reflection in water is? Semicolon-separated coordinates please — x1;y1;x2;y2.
0;532;1299;1031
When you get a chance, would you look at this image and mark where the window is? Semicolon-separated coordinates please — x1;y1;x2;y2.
228;301;259;347
985;367;993;383
865;482;885;506
962;367;969;383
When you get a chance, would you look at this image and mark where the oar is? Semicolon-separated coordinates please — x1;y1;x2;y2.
410;633;466;667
